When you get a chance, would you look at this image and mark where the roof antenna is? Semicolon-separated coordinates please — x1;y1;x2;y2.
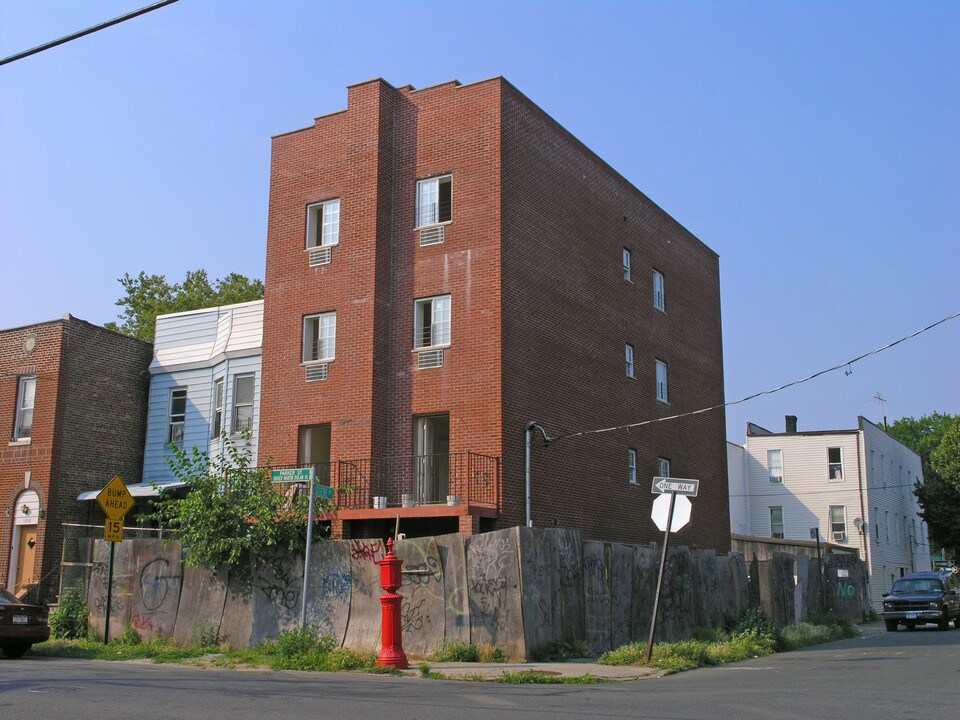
874;392;888;431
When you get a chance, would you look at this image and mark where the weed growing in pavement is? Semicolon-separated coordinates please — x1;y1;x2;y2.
427;639;505;663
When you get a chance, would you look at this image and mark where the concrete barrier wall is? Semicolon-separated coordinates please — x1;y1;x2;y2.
91;528;869;658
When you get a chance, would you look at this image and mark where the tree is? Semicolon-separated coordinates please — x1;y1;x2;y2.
104;269;263;342
886;413;960;561
151;434;331;571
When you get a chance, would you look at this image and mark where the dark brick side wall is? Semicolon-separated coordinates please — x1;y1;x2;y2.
499;82;730;551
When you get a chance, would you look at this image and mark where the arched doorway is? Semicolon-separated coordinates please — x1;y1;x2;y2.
8;490;40;596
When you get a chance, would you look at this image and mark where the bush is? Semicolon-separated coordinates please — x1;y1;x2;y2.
49;584;88;640
733;608;784;650
807;610;856;636
263;627;375;672
428;639;505;663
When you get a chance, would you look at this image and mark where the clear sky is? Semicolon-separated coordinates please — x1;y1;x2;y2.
2;1;958;442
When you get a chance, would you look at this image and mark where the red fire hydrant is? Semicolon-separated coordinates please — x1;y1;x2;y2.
375;538;409;669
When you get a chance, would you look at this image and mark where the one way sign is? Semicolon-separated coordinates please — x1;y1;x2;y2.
651;477;699;497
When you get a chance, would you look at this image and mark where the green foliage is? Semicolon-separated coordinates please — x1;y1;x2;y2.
887;413;960;560
529;638;591;662
192;623;220;648
151;434;332;570
496;670;605;684
428;639;505;663
807;610;856;636
119;625;142;645
104;269;263;342
260;627;375;672
418;662;444;679
733;608;784;649
49;584;89;640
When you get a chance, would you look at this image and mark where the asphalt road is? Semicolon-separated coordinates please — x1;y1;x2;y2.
2;627;957;720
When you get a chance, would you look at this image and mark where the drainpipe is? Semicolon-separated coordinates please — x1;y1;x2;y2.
524;421;548;528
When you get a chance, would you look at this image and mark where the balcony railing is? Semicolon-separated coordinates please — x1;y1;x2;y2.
264;452;499;510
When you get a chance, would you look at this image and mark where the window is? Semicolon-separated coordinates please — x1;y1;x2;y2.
770;507;784;538
625;344;634;378
658;457;671;479
655;359;668;402
875;507;880;541
13;376;35;440
628;449;637;484
653;270;665;311
306;199;340;248
211;378;224;438
303;312;337;363
167;388;186;445
767;449;783;483
414;295;451;348
830;505;847;540
232;375;254;434
416;175;451;226
827;447;843;481
623;249;632;281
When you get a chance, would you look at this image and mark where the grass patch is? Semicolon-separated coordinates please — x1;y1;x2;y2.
427;639;505;663
497;670;606;684
258;627;376;672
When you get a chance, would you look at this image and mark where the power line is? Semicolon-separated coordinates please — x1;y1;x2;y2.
544;309;960;445
0;0;181;67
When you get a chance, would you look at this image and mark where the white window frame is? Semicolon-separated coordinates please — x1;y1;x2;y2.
414;295;451;349
623;248;632;282
302;312;337;363
655;359;668;403
231;374;255;434
827;446;844;481
167;387;186;445
306;199;341;248
830;505;847;540
770;506;784;538
658;457;671;479
211;377;224;439
628;449;637;484
625;343;634;378
653;269;665;312
13;375;36;440
416;175;452;227
767;449;783;483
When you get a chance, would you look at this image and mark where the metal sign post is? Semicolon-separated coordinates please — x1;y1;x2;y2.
96;475;134;644
647;491;677;662
811;527;825;612
300;466;317;629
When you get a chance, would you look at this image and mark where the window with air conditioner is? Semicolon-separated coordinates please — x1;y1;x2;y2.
167;388;186;445
303;312;337;364
416;175;451;227
628;449;637;484
830;505;847;541
770;506;784;539
623;248;632;282
767;448;783;483
211;378;224;438
414;295;451;350
625;343;634;378
231;374;255;434
13;375;36;441
655;359;668;403
653;269;665;312
827;447;843;481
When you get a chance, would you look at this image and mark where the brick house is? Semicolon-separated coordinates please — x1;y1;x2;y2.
258;77;730;550
0;315;151;601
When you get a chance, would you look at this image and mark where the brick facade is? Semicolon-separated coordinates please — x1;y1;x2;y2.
0;316;152;600
258;78;730;551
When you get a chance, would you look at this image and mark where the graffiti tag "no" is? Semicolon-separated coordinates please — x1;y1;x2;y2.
834;581;856;599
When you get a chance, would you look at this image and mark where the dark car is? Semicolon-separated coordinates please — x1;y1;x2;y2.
0;588;50;658
882;571;960;631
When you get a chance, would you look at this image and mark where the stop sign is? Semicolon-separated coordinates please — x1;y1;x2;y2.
651;493;692;532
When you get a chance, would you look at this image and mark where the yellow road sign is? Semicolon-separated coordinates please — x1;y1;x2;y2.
104;518;124;543
97;475;134;520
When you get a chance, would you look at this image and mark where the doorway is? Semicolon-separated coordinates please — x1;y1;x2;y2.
414;414;449;504
8;490;40;597
298;424;331;482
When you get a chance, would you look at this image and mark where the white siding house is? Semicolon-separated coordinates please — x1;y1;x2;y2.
143;301;263;485
729;415;931;610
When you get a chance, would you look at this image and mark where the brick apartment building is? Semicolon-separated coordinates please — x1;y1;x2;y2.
0;316;152;601
258;77;730;551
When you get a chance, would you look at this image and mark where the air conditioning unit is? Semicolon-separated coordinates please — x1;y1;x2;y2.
308;246;332;267
305;364;328;382
832;531;847;542
419;225;445;247
417;349;444;369
770;474;783;484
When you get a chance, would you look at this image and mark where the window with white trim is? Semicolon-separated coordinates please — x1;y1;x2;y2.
232;374;255;434
414;295;451;348
13;376;35;440
830;505;847;541
653;269;665;311
827;447;843;481
655;359;668;403
303;312;337;363
167;388;186;445
658;457;671;479
623;249;632;282
306;199;340;248
625;344;634;378
767;449;783;483
212;378;224;438
416;175;451;227
628;449;637;484
770;506;784;538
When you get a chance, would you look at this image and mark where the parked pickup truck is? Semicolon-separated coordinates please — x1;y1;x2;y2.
882;571;960;631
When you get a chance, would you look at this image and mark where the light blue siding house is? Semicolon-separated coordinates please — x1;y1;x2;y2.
142;300;263;487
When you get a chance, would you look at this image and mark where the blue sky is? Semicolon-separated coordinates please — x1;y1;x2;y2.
2;1;958;442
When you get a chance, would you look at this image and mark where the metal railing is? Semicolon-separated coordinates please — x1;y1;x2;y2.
266;452;499;510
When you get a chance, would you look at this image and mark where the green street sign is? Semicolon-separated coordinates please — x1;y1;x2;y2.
314;484;335;501
272;468;313;483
